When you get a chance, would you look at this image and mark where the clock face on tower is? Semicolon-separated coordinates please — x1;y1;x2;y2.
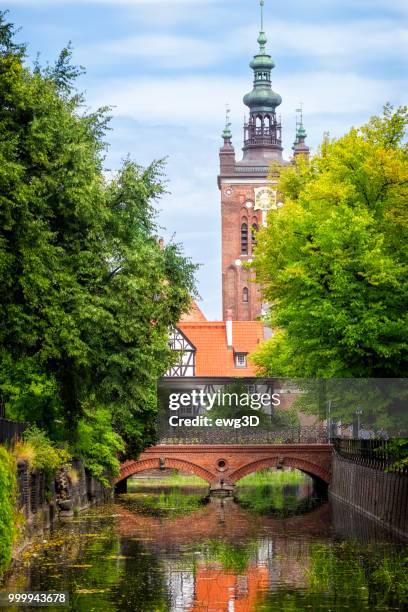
254;187;277;211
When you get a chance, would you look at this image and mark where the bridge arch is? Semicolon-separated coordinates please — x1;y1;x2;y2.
117;457;215;485
228;456;331;485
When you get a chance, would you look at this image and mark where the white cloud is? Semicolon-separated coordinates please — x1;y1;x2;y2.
88;71;403;129
73;16;407;75
265;19;408;62
80;35;220;69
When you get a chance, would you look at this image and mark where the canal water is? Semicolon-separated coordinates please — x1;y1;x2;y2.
3;472;407;611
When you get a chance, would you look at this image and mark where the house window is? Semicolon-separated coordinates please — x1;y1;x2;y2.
235;353;247;368
243;287;249;303
241;223;248;254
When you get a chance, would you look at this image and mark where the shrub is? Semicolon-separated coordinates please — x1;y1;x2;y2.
15;427;71;475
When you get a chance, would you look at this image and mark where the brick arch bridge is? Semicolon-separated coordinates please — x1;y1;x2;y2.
117;444;332;492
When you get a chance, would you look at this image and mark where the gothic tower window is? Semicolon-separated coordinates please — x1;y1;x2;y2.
251;222;258;248
243;287;249;303
241;222;248;254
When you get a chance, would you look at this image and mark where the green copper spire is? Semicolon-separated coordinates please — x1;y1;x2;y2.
293;103;309;156
297;123;307;140
222;105;232;140
243;0;282;112
294;104;307;145
242;0;283;159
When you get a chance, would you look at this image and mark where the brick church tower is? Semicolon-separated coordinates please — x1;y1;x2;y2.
218;0;290;321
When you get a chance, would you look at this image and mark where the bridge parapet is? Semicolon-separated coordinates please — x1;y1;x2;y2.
158;426;328;446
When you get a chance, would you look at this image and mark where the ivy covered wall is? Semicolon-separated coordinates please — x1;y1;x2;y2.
0;447;17;580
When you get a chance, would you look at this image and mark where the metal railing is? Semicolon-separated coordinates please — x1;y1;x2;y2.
0;418;26;445
157;425;329;445
332;438;408;474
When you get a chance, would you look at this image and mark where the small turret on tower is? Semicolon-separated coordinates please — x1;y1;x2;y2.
293;103;310;159
222;105;232;142
219;105;236;177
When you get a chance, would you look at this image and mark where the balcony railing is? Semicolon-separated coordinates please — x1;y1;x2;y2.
244;136;282;147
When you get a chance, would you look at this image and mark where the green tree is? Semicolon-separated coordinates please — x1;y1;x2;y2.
0;12;196;473
252;106;408;380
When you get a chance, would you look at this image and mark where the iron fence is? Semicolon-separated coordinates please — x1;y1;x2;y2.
158;425;329;445
0;417;26;445
332;437;408;474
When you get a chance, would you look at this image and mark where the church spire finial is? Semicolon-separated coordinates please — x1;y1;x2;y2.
222;104;232;141
257;0;267;52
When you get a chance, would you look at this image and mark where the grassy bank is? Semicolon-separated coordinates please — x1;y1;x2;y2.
127;472;208;491
237;469;308;487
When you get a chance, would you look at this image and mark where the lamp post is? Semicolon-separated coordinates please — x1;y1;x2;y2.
356;407;363;439
326;400;332;441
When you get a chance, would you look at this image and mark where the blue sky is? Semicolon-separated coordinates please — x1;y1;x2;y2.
6;0;408;319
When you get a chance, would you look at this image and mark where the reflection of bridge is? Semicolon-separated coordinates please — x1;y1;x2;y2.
115;497;332;545
117;443;332;493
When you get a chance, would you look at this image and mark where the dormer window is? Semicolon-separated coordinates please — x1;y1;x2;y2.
235;353;247;368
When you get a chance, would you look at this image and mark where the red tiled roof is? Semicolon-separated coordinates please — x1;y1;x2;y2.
178;320;264;377
180;300;207;322
232;321;263;354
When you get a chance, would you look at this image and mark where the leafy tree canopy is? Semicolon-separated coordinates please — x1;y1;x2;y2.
252;105;408;381
0;12;197;476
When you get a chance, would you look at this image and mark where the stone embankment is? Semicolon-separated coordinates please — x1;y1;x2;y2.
13;459;111;558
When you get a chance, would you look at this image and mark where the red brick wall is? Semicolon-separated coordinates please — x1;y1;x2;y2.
220;182;266;321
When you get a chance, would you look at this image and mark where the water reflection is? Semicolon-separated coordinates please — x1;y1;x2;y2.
234;469;324;517
3;487;407;611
